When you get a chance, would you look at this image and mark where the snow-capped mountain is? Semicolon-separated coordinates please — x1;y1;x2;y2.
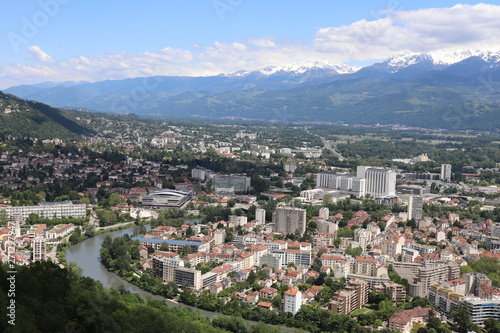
380;51;435;73
354;49;500;79
372;49;500;72
226;60;358;77
430;49;500;66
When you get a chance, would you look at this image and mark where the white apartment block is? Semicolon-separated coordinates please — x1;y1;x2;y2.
319;207;329;220
365;168;397;198
354;229;372;250
3;201;86;222
255;208;266;225
284;286;302;315
152;252;184;283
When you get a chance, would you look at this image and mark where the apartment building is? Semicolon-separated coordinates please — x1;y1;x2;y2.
351;256;377;277
3;200;86;221
463;298;500;324
174;267;202;290
329;279;369;315
32;236;46;262
388;307;430;333
152;251;184;283
272;207;306;235
284;286;303;315
428;285;463;313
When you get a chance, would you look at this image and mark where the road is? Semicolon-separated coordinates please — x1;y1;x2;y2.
305;127;345;161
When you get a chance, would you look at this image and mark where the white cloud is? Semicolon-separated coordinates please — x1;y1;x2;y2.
247;38;277;48
2;4;500;89
28;45;55;63
313;4;500;61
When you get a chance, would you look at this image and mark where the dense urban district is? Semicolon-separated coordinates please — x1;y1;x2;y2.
1;111;500;333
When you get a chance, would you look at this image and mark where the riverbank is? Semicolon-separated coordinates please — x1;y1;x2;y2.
65;226;301;333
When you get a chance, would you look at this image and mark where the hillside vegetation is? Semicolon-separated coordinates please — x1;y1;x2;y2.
0;91;95;139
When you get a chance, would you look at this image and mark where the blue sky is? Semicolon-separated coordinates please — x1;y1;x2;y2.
1;1;499;88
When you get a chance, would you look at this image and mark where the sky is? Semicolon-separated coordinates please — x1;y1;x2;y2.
1;0;500;89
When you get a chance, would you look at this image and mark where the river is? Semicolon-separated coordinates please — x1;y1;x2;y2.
65;227;298;332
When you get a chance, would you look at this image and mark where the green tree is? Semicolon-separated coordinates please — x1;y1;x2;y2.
0;209;8;224
451;305;476;333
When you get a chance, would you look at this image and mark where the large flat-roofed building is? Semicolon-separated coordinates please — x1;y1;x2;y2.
213;175;250;193
428;284;462;313
393;262;460;297
152;252;184;283
2;200;86;222
132;237;209;253
396;185;430;196
316;172;365;197
365;168;396;198
142;190;193;208
272;206;306;235
463;298;500;324
174;267;202;290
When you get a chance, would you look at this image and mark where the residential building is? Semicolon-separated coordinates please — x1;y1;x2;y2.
259;287;278;300
428;284;463;313
260;254;283;271
213;229;226;245
2;200;86;221
407;195;423;220
463;298;500;324
393;262;460;297
174;267;202;290
284;286;302;315
319;207;329;220
440;164;452;182
317;220;338;234
133;237;209;253
32;236;46;262
255;208;266;225
382;281;407;304
351;256;377;277
388;307;430;333
329;279;368;315
354;229;372;250
272;207;306;235
213;174;250;193
152;252;184;283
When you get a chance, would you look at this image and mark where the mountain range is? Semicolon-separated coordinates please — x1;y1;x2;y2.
4;50;500;130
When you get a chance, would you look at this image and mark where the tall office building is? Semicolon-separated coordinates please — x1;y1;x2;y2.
365;168;397;198
272;207;306;235
441;164;452;182
407;195;423;220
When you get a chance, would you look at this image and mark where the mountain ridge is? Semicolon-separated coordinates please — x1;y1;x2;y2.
4;50;500;130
